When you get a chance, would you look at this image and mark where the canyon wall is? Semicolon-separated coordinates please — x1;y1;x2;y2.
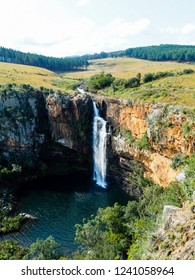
0;88;93;178
95;97;194;187
0;86;194;190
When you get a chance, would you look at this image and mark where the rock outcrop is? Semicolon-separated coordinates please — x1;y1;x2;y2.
147;200;195;260
95;97;194;187
0;87;93;179
0;86;194;191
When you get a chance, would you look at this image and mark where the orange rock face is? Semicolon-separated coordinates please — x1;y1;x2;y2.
98;97;194;187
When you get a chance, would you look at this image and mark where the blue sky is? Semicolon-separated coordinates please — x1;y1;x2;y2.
0;0;195;57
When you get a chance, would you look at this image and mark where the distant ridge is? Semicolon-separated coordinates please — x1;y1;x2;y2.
1;44;195;72
81;44;195;63
0;46;89;72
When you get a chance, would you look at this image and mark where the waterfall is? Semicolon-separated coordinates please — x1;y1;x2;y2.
92;101;107;188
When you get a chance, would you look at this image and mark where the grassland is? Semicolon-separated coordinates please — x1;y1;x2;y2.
0;62;79;92
99;73;195;108
0;58;195;107
63;57;195;79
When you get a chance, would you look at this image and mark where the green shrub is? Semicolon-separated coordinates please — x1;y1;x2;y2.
125;77;140;88
0;215;24;233
143;73;154;83
183;122;191;136
182;154;195;198
122;129;135;143
171;154;187;169
135;133;151;150
88;72;115;90
0;240;28;260
182;69;194;74
24;236;60;260
112;78;126;91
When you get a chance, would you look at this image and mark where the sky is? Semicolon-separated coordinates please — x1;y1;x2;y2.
0;0;195;57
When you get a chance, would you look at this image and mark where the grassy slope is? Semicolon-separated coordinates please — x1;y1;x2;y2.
100;73;195;108
1;58;195;107
64;57;195;79
0;62;79;92
63;57;195;108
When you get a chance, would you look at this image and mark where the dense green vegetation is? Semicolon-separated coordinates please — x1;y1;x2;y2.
88;71;115;90
88;68;195;92
0;46;89;72
0;236;60;260
1;44;195;74
82;44;195;63
74;154;195;260
0;132;194;260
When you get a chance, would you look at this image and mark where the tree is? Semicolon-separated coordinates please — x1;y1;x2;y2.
0;240;28;260
24;236;60;260
143;73;154;83
88;72;115;90
75;203;132;260
125;77;140;88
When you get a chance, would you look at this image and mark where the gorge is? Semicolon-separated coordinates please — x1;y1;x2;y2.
1;86;193;189
0;84;194;259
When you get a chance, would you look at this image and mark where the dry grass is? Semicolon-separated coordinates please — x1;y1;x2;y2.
0;59;195;107
0;62;78;92
63;57;195;79
100;73;195;108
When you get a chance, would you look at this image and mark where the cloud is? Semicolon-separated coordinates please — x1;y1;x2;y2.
76;0;91;7
181;24;195;35
160;27;180;34
106;18;151;37
4;16;151;57
0;0;151;57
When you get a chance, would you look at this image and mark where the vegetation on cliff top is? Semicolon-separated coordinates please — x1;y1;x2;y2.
1;54;195;107
0;62;80;93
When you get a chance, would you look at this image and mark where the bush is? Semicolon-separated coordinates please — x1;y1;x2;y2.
182;69;194;75
143;73;154;83
112;78;126;91
171;154;187;169
88;72;115;90
0;216;24;233
125;77;140;88
24;236;60;260
122;129;135;143
0;240;28;260
182;154;195;198
135;133;151;150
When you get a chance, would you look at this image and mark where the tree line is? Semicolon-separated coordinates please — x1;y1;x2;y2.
82;44;195;63
0;47;89;72
1;44;195;72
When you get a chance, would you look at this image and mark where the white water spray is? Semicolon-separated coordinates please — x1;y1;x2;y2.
92;101;107;188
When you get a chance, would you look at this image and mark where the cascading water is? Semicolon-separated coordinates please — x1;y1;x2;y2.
92;101;107;188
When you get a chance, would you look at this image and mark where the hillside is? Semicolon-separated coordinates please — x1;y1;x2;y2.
64;57;195;108
0;46;88;72
64;57;195;79
0;62;79;92
82;44;195;63
1;57;195;107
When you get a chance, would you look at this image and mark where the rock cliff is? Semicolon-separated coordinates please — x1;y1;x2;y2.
147;199;195;260
0;86;93;179
0;85;194;191
95;97;194;187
